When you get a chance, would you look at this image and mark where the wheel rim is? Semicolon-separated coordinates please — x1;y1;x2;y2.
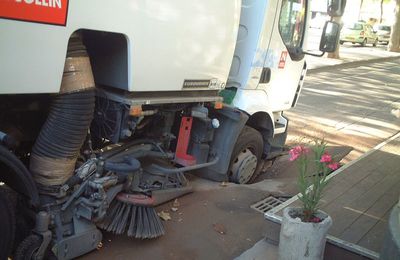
231;148;258;184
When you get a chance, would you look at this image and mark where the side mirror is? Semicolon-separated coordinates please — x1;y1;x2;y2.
319;21;340;53
327;0;346;17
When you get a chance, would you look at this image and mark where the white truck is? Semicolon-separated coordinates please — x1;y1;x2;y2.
0;0;343;259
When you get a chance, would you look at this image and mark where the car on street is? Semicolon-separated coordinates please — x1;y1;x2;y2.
374;24;391;45
339;22;378;47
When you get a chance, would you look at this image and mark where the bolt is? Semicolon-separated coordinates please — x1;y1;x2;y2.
211;118;220;129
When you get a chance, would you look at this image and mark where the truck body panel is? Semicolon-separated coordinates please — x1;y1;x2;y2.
0;0;240;94
259;0;307;112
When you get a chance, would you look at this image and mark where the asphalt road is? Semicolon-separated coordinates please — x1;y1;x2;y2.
305;27;397;70
286;58;400;162
254;57;400;196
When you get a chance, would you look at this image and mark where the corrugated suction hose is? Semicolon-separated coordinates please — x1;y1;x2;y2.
30;35;95;188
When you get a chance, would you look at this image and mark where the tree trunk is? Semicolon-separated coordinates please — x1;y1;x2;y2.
388;0;400;52
380;0;384;23
359;0;364;20
327;16;343;59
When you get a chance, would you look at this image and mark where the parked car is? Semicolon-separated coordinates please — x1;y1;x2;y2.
374;24;391;45
339;22;378;47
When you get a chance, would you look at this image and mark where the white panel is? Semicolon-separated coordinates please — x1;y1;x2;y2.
227;0;271;89
227;0;283;91
232;88;274;120
0;0;241;94
257;0;307;112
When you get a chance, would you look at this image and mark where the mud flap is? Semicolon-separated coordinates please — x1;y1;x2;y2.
194;106;248;182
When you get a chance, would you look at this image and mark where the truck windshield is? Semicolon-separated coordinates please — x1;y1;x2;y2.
279;0;307;49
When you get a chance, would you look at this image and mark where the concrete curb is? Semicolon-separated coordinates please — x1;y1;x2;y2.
307;55;400;74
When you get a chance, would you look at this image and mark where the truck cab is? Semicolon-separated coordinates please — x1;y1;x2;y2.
226;0;309;159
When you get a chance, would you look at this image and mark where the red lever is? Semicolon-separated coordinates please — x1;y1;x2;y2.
175;116;196;166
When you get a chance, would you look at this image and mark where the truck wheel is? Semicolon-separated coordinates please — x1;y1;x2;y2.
0;187;16;260
14;234;42;260
373;38;378;47
228;126;263;184
15;234;56;260
361;38;367;47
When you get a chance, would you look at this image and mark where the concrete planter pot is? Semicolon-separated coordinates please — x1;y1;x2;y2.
278;207;332;260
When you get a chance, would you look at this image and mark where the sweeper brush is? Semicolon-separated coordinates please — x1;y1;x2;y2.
98;193;165;239
98;183;194;239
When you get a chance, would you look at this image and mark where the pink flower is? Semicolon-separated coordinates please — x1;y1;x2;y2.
289;146;310;161
310;217;322;223
327;162;340;170
320;153;332;163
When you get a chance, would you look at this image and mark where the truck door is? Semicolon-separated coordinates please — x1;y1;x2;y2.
227;0;280;91
258;0;307;112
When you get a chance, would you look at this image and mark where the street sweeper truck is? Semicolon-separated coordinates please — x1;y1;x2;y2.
0;0;344;259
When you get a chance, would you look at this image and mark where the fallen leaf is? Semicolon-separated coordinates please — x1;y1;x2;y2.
173;199;180;207
213;223;227;235
220;181;228;187
171;207;178;212
158;211;172;221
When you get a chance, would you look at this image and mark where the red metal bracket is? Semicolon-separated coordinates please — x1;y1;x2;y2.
175;116;196;166
116;193;155;206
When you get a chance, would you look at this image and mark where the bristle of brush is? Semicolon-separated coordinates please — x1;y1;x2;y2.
98;200;165;239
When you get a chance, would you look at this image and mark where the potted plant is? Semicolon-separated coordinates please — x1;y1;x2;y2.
278;140;340;260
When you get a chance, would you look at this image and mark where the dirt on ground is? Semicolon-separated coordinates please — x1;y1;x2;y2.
82;186;270;260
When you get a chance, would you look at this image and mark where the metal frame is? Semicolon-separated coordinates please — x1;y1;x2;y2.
99;88;223;106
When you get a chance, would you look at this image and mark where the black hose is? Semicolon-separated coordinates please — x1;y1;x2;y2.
104;157;141;173
29;35;97;189
0;145;40;207
101;138;167;160
32;90;95;159
30;89;95;188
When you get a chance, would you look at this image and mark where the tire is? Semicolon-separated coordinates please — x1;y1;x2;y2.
373;38;378;47
339;40;344;45
228;126;263;184
14;234;56;260
14;199;35;251
361;38;367;47
0;187;16;260
14;234;42;260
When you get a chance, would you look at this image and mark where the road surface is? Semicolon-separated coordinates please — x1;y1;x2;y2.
305;27;398;70
286;58;400;162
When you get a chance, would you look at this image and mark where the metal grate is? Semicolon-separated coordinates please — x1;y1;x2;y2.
251;196;290;214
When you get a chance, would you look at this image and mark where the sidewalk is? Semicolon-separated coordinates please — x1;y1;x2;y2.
306;45;400;71
237;132;400;260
